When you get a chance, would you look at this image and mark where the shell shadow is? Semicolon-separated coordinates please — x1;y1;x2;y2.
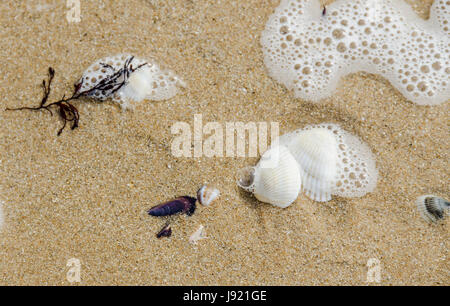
292;99;362;131
324;196;359;226
237;186;269;231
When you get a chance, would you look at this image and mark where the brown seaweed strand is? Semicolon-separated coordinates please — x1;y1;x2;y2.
5;56;147;136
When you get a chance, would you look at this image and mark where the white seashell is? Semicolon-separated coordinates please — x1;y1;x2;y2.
237;145;301;208
278;127;338;202
416;195;450;223
78;54;185;109
238;124;377;206
197;185;220;206
276;123;378;201
189;225;208;244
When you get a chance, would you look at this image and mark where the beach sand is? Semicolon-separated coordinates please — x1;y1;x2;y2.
0;0;448;285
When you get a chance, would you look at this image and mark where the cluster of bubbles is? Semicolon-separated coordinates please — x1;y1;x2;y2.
278;123;378;200
261;0;450;105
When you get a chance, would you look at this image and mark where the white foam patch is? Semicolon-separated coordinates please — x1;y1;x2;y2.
261;0;450;105
78;54;186;109
277;123;378;200
333;126;378;197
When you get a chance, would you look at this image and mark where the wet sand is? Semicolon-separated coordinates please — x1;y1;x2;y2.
0;0;448;285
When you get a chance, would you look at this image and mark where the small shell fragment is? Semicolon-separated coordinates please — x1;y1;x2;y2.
416;195;450;223
197;185;220;206
156;223;172;238
189;225;208;244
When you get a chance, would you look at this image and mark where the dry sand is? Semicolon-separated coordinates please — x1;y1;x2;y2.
0;0;448;285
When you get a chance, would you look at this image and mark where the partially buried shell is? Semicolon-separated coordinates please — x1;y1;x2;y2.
148;196;196;216
416;195;450;223
197;185;220;206
237;145;301;208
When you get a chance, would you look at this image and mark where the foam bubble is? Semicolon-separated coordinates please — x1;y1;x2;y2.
261;0;450;105
79;54;185;109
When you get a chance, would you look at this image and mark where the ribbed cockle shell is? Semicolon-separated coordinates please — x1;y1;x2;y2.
277;123;378;202
278;127;338;202
416;195;450;223
237;145;301;208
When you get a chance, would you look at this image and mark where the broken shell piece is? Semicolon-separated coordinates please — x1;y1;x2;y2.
189;225;208;244
156;223;172;238
189;225;207;244
148;196;196;217
416;195;450;223
237;145;302;208
197;185;220;206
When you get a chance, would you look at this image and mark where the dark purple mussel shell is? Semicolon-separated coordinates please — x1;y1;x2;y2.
148;196;197;217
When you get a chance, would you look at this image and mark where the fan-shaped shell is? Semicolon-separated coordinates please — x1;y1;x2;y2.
276;123;378;201
237;145;301;208
416;194;450;223
278;128;338;202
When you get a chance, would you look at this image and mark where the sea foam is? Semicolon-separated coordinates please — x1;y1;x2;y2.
261;0;450;105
